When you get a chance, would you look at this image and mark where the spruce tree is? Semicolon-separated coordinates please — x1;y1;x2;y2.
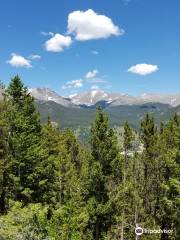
140;114;158;213
6;75;46;204
107;122;141;240
89;107;120;239
36;117;60;206
139;113;162;239
159;115;180;239
0;101;12;213
121;121;134;239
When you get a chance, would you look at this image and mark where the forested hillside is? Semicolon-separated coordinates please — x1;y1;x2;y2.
0;76;179;239
36;100;175;130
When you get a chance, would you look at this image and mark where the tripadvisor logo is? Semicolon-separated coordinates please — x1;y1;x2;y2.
135;226;173;235
135;227;143;236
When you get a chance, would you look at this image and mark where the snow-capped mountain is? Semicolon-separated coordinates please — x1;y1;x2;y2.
29;88;75;107
28;88;180;108
70;90;180;107
69;90;141;106
69;90;111;106
139;93;180;107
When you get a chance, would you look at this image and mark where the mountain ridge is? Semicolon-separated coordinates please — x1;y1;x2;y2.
29;88;180;107
0;86;179;129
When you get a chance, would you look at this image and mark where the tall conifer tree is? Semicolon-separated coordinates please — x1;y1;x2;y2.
90;107;120;239
6;75;46;203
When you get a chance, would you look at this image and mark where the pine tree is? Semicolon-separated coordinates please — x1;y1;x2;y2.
159;115;180;239
6;75;46;204
140;114;158;213
121;121;134;239
106;122;142;240
36;117;60;206
89;107;120;239
51;128;92;239
0;101;12;213
139;113;162;239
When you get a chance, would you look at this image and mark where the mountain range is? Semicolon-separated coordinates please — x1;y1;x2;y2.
28;88;180;130
1;87;180;130
29;88;180;108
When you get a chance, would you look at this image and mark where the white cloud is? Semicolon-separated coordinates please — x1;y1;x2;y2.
85;69;98;79
128;63;159;75
40;31;54;36
91;50;99;55
62;79;83;89
7;53;32;68
29;54;41;60
67;9;124;41
45;33;72;52
91;85;100;90
88;78;107;84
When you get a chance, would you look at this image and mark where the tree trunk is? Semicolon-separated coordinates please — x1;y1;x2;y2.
120;219;124;240
0;189;6;213
95;218;100;240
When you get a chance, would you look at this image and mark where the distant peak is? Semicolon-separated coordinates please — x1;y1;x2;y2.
28;87;180;107
69;93;78;98
141;93;148;97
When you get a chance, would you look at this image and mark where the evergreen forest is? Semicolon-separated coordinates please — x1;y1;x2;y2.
0;76;179;239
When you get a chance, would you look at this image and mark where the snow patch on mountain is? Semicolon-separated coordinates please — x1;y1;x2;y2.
28;88;180;107
29;88;75;107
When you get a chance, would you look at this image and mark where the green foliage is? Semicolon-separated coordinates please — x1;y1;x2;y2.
0;201;48;240
4;75;47;203
0;101;13;213
158;114;180;238
89;107;121;239
0;76;179;239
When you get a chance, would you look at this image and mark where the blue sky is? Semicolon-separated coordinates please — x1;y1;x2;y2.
1;0;180;96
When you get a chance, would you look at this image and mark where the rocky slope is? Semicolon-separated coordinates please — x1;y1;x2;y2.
29;88;76;107
29;88;180;107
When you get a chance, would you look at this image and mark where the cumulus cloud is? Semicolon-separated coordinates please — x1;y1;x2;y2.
7;53;32;68
67;9;123;41
85;69;98;79
62;79;83;89
45;33;72;52
91;50;99;55
91;85;100;90
29;54;41;60
43;9;124;54
128;63;159;75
